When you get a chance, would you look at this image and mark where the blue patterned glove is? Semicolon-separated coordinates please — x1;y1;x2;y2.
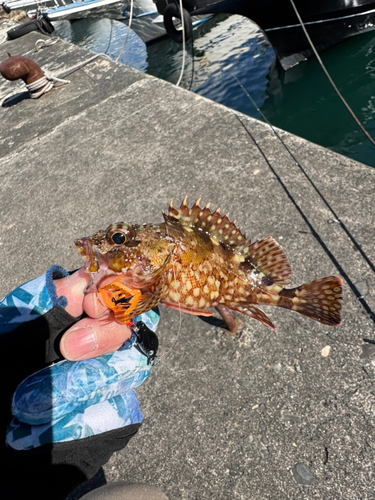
0;266;160;451
0;265;69;334
6;321;158;451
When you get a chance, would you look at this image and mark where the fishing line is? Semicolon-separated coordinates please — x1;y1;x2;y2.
289;0;375;149
115;0;133;62
230;72;375;278
234;112;375;325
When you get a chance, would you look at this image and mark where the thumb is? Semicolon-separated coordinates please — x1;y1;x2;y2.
54;268;90;318
60;315;132;361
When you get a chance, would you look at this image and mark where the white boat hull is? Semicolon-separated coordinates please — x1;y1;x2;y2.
46;0;128;21
1;0;213;45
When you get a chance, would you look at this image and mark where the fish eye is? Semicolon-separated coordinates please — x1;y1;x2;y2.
106;223;135;246
111;232;126;245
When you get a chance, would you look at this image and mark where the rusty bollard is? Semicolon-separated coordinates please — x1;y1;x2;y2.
0;53;54;98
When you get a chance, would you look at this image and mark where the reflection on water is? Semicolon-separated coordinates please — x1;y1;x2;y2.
55;18;148;71
54;14;375;167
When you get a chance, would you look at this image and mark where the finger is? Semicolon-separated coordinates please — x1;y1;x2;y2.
60;315;132;361
83;290;111;318
54;268;90;317
82;274;126;318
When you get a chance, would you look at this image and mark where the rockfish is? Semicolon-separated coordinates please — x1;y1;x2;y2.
75;198;343;330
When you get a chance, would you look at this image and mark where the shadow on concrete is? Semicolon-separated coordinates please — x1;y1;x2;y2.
2;91;29;107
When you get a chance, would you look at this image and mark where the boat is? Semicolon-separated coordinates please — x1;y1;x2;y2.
151;0;375;69
1;0;212;44
1;0;70;19
46;0;131;22
1;0;131;21
2;0;375;69
47;0;212;42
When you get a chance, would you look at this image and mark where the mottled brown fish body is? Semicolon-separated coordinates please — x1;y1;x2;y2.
75;199;343;329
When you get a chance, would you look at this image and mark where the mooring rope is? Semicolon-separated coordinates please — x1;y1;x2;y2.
175;0;186;87
26;70;70;98
115;0;133;62
188;30;195;91
54;52;113;79
104;19;114;55
19;46;113;97
34;38;59;52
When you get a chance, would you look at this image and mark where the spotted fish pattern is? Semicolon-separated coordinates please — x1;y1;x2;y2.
75;198;343;329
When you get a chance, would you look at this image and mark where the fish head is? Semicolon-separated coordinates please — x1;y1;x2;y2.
75;222;142;291
75;222;174;292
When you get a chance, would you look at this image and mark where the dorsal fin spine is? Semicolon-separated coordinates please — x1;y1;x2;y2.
165;199;248;248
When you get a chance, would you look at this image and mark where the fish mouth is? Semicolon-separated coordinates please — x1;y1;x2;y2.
74;237;120;293
74;237;101;273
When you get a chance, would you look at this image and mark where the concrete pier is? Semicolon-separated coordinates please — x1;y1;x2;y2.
1;32;375;500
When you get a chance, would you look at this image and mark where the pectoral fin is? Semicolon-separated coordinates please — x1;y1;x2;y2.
99;277;167;324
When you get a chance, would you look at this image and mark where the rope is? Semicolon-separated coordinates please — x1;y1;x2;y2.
175;0;186;87
26;71;70;98
21;48;112;98
26;77;53;95
187;24;195;91
0;32;8;45
34;38;59;52
289;0;375;149
104;19;114;55
0;19;17;45
115;0;133;62
54;52;112;79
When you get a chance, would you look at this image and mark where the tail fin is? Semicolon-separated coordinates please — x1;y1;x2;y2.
279;276;343;326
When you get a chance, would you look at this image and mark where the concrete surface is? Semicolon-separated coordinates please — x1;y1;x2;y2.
1;32;375;500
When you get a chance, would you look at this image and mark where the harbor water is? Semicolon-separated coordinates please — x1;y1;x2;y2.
55;14;375;168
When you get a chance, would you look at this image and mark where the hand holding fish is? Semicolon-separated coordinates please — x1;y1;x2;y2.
55;268;133;361
0;266;159;498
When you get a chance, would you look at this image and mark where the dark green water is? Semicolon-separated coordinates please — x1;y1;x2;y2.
56;14;375;167
261;31;375;166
